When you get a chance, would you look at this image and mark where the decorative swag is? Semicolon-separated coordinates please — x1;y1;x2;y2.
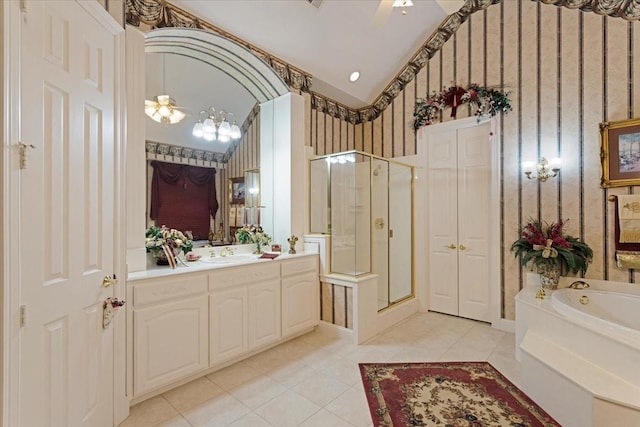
150;161;218;240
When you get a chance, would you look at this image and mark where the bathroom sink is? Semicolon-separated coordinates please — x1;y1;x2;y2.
199;254;258;265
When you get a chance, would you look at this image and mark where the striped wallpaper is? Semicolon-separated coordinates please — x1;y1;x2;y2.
218;109;260;237
306;0;640;320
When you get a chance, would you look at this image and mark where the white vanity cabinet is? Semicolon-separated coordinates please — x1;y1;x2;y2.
281;257;319;338
209;262;281;366
128;253;319;401
132;274;209;396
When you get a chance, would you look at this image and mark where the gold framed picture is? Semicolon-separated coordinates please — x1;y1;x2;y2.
229;177;245;204
601;117;640;188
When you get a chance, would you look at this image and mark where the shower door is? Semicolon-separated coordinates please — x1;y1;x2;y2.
372;159;413;309
388;162;413;303
371;159;389;310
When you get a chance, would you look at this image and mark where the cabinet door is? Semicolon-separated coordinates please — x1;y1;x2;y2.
248;279;281;350
210;287;248;365
134;295;209;396
281;272;319;338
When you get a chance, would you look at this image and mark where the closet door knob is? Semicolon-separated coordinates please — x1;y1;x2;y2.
459;244;467;251
445;244;456;250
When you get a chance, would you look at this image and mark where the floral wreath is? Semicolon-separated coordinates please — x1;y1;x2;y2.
412;83;512;129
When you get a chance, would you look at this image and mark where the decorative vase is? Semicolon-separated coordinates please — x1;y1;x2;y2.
154;248;180;265
538;263;560;289
254;242;263;254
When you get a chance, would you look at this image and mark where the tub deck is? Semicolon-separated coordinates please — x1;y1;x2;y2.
515;276;640;427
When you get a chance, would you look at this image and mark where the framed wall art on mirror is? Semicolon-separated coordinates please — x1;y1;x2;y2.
601;117;640;188
230;177;245;204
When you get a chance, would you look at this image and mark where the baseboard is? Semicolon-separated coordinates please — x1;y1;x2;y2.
317;321;354;341
493;318;515;333
376;298;419;334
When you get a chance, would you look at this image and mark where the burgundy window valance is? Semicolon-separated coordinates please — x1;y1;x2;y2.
150;161;218;240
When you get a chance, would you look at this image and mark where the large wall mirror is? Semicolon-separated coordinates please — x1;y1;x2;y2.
143;28;290;245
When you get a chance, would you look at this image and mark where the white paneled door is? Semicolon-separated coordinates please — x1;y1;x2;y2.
18;2;122;426
428;121;492;322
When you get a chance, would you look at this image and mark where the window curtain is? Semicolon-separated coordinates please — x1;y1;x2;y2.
150;161;218;240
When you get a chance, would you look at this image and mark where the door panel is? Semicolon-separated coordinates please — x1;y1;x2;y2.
19;2;119;426
428;130;459;316
457;124;491;322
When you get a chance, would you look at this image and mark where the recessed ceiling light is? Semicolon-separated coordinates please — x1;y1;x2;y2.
349;71;360;82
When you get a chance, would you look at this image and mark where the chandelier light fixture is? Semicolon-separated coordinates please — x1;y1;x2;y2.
192;108;242;143
522;157;562;182
144;54;186;124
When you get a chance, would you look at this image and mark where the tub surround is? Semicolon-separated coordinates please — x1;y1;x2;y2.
515;274;640;426
127;249;320;404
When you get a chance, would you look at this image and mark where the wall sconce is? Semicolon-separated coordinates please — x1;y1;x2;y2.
522;157;561;182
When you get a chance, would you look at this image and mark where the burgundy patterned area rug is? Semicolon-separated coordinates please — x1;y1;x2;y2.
359;362;560;427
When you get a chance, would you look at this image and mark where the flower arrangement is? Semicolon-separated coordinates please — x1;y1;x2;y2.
235;225;271;252
145;225;193;257
510;218;593;275
413;83;512;129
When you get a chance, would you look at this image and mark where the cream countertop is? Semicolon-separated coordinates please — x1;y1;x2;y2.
128;249;317;282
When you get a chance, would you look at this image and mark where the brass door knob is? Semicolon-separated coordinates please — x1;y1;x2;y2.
445;244;456;249
459;244;467;251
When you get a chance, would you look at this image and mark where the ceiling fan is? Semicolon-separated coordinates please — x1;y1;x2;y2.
144;53;188;125
372;0;465;28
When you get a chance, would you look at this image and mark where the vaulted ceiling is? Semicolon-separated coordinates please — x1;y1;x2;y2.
132;0;640;152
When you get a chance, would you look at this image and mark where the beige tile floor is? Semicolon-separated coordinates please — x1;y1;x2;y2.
120;311;520;427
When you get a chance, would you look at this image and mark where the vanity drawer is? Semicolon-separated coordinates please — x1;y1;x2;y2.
281;256;318;277
209;262;280;291
133;275;208;307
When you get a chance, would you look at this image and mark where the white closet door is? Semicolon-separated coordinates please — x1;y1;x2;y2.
18;2;122;426
427;129;459;316
457;123;491;322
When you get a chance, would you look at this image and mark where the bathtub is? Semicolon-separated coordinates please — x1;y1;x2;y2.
515;277;640;427
551;289;640;349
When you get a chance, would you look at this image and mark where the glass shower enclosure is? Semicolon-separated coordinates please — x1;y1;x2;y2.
309;151;414;310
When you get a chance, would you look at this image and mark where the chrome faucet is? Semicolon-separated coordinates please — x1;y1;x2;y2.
569;280;590;289
220;246;235;257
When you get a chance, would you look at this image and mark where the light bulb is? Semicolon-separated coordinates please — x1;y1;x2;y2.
156;95;170;105
218;134;230;143
202;118;215;133
192;122;204;138
230;123;241;139
218;120;231;137
158;105;171;117
522;161;535;174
